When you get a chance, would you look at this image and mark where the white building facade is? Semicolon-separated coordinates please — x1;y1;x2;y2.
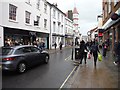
0;0;51;49
50;4;66;49
65;17;74;46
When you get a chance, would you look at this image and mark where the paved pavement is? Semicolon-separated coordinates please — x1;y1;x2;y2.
46;46;73;54
63;50;120;89
46;47;119;89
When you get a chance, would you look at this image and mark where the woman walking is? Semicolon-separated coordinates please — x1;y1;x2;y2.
90;41;100;67
79;40;89;64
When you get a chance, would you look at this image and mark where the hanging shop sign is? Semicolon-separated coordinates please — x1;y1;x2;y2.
111;13;120;20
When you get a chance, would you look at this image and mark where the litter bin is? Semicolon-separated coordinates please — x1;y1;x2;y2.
75;47;80;59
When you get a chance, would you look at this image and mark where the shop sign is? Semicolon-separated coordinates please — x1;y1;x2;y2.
111;13;119;20
98;33;103;37
29;32;36;36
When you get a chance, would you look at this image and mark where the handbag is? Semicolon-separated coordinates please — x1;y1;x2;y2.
98;53;102;61
87;52;91;59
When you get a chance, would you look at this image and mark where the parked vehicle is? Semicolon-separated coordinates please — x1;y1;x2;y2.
1;45;49;73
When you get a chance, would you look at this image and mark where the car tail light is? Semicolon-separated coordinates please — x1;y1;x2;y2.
3;57;15;61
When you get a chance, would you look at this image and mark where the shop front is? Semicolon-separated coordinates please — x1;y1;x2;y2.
65;34;73;46
52;33;65;49
103;18;120;51
4;27;49;49
4;27;30;46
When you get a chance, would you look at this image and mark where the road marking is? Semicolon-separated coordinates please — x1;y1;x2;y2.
65;55;71;61
59;66;77;90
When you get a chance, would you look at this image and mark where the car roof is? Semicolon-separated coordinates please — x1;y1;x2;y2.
3;45;35;50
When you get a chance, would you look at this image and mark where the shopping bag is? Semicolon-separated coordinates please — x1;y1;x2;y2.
98;53;102;61
87;52;91;59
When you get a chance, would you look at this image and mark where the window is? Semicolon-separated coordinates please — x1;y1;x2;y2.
58;13;60;20
34;16;40;26
15;48;24;54
26;0;30;4
61;15;63;22
44;3;47;13
104;3;108;18
61;25;63;33
44;19;47;28
36;0;40;9
53;9;56;18
108;0;112;13
9;4;17;20
53;22;56;32
31;47;40;53
25;11;31;24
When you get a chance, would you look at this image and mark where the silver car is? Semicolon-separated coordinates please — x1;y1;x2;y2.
1;45;49;73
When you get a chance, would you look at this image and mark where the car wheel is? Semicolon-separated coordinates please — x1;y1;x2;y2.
17;62;26;73
44;55;49;64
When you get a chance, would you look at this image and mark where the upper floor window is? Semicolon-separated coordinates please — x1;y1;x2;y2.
61;15;63;22
104;2;108;18
37;16;40;22
114;0;119;6
53;9;56;18
34;16;40;26
53;22;56;32
9;4;17;21
44;3;47;13
58;13;60;20
44;19;47;28
26;0;30;4
36;0;40;9
25;11;31;24
108;0;112;13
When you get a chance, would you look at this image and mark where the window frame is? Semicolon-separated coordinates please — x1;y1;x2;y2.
44;3;47;13
44;19;47;28
9;4;17;21
36;0;40;10
25;11;31;24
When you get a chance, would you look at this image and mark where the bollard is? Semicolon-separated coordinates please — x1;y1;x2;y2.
71;47;73;60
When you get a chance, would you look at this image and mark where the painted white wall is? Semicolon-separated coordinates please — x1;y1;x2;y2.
50;5;66;49
1;0;50;34
65;17;73;35
0;2;2;26
0;26;4;47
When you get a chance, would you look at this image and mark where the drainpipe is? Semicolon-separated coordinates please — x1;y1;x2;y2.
50;6;52;49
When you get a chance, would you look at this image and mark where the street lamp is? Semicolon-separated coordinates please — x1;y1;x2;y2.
87;31;91;42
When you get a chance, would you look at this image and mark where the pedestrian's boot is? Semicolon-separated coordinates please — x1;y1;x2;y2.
94;62;96;67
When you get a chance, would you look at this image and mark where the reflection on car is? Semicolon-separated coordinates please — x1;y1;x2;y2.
1;45;49;73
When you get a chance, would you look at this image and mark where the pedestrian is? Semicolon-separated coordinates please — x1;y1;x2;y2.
113;40;120;66
79;40;89;64
59;41;63;50
42;41;45;50
4;40;10;47
102;40;108;57
90;41;100;67
54;42;57;50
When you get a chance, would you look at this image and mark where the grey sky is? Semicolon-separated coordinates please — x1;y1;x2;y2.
47;0;102;35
